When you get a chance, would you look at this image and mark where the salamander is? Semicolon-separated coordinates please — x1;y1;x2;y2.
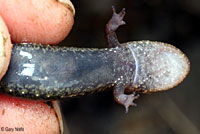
0;7;190;112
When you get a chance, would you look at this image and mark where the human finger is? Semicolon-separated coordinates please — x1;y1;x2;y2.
0;0;75;45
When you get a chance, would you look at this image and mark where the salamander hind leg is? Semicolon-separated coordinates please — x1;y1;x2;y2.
114;83;139;113
105;6;126;47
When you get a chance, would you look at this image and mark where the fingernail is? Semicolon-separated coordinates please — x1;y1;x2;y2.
0;31;5;57
52;101;68;134
58;0;75;15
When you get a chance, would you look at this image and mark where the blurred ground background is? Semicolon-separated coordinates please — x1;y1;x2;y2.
60;0;200;133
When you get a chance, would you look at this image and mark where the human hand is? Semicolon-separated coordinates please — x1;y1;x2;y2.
0;0;74;133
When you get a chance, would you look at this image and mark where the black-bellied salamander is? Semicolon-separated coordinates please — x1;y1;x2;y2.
0;7;190;112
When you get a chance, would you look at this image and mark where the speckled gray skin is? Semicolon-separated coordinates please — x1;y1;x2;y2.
0;43;136;100
0;41;189;100
0;7;190;113
105;7;189;112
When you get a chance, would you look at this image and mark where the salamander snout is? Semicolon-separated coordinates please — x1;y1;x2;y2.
127;41;190;92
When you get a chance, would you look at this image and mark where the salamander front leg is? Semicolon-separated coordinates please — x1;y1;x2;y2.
114;83;139;113
105;6;126;47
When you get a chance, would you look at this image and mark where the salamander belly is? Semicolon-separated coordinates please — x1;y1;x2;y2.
0;44;116;100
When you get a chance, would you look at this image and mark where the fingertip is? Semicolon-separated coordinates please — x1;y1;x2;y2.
0;94;60;134
0;0;75;45
0;16;12;80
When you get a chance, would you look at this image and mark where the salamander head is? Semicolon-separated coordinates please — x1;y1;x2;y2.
126;41;190;93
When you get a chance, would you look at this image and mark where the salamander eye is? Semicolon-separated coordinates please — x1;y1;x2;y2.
128;41;190;92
